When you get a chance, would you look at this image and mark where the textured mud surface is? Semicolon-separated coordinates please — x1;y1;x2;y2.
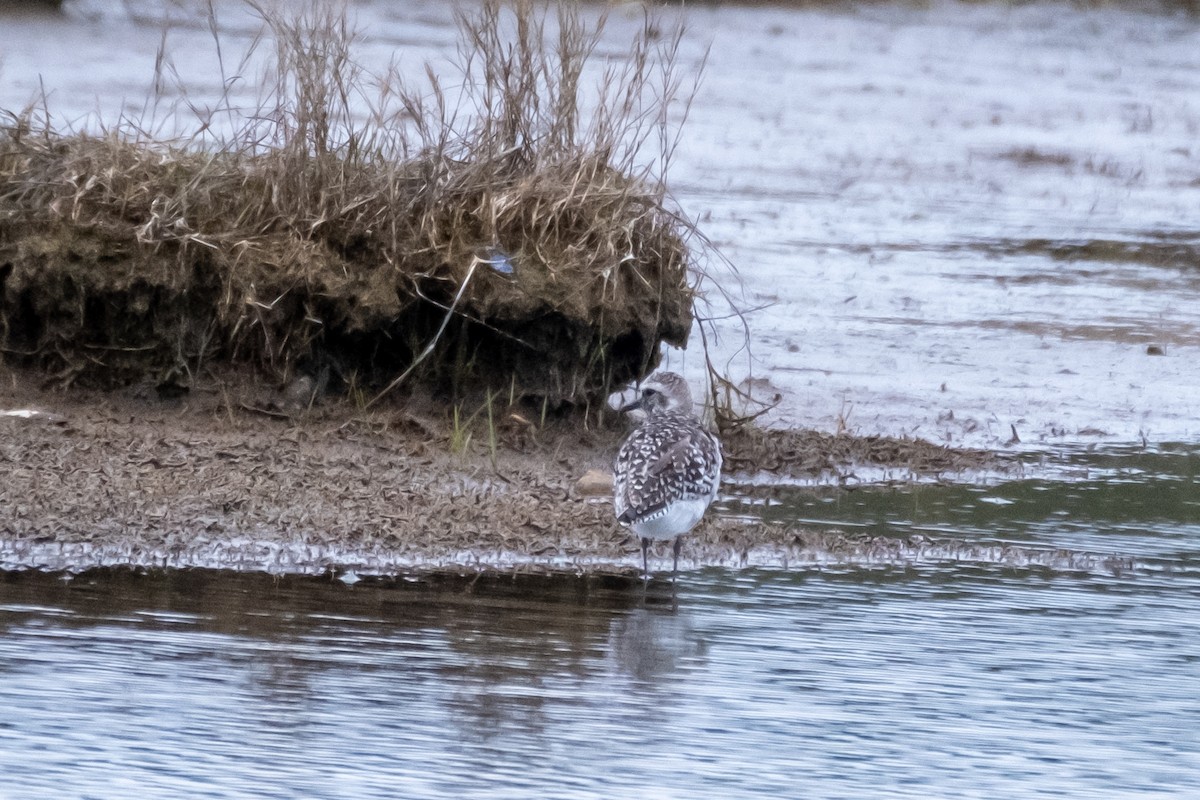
0;370;1072;576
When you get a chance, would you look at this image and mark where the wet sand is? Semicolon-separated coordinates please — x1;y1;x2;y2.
0;368;1074;576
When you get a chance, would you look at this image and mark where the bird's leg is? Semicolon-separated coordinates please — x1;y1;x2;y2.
641;537;650;580
672;535;682;578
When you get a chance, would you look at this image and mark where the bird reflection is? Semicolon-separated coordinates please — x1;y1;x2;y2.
607;601;706;684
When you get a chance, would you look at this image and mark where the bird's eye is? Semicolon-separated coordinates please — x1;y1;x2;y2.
643;388;657;397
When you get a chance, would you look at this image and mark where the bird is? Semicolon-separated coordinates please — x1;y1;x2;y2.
612;371;722;578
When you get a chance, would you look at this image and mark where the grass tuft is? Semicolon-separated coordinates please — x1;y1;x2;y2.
0;0;706;409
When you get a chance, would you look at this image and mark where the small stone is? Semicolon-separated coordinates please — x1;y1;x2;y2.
575;469;613;496
1146;344;1164;356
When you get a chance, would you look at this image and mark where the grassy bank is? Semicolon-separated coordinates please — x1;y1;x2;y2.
0;1;702;411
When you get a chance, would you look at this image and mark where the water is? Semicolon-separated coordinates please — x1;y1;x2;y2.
4;2;1200;796
2;530;1198;798
742;444;1200;565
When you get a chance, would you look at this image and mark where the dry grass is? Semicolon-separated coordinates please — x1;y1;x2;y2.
0;1;704;409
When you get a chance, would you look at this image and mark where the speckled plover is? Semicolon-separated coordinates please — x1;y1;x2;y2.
613;372;722;577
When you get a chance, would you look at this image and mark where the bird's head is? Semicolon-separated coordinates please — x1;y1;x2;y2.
619;372;694;418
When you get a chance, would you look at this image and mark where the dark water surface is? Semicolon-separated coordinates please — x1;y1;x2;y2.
3;449;1199;799
740;444;1200;566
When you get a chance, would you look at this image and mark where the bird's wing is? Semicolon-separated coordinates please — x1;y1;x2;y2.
614;421;720;524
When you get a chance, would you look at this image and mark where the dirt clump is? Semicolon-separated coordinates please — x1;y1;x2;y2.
0;1;697;407
0;129;690;406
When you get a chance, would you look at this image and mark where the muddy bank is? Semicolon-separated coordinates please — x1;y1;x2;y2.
0;369;1134;578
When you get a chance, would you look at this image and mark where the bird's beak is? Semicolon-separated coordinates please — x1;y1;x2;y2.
618;397;643;414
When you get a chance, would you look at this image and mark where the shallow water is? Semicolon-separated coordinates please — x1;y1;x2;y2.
738;443;1200;566
4;1;1200;796
2;550;1198;797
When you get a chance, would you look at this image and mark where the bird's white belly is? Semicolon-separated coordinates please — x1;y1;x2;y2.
630;498;710;541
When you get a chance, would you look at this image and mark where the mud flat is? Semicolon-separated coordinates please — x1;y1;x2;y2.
1;368;1137;577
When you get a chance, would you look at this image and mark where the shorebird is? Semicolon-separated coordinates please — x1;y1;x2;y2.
613;372;722;577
